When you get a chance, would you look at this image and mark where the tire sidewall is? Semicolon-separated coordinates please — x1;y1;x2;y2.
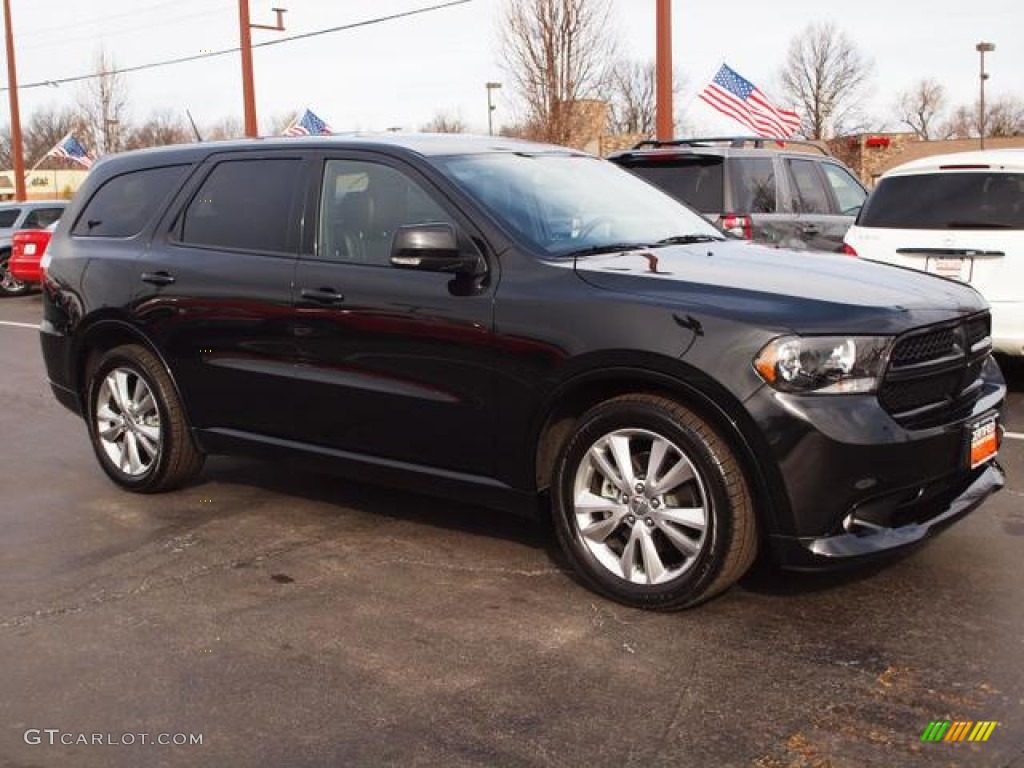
552;400;736;608
87;348;170;491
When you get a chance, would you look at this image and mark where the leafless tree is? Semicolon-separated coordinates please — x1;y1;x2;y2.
204;117;245;141
21;105;87;167
606;60;685;136
779;22;873;139
77;48;130;155
499;0;617;146
986;96;1024;137
894;79;946;140
420;112;467;133
0;125;11;170
123;110;193;150
265;111;299;136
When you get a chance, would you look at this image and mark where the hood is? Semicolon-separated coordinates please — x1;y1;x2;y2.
573;240;988;335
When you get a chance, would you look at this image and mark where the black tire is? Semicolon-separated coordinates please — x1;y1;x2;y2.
0;250;32;297
551;394;757;610
86;344;205;492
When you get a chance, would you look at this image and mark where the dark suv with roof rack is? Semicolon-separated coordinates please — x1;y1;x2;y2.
609;137;867;252
39;134;1004;610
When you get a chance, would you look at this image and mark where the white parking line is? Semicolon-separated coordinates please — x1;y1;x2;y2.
0;320;38;329
1006;431;1024;441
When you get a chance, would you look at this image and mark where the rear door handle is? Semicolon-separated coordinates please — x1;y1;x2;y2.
141;271;176;286
801;224;821;235
299;287;346;305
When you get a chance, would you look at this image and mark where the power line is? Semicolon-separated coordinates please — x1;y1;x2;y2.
1;0;473;92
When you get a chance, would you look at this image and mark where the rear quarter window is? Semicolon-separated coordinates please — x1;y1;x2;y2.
859;172;1024;230
72;165;190;238
623;156;724;213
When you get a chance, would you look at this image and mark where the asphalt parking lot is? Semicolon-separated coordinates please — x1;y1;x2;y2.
1;292;1022;768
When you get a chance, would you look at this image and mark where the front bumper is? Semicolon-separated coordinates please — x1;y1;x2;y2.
744;356;1006;569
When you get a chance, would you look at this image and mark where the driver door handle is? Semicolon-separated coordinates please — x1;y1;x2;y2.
300;287;346;305
141;271;176;286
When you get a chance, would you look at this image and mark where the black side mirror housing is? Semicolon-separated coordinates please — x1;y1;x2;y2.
390;223;485;276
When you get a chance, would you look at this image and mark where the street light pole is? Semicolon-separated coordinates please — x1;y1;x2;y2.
976;41;995;150
3;0;26;201
486;82;502;136
238;2;286;138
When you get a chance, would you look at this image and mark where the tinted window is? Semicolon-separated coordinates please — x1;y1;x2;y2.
787;159;831;214
859;172;1024;230
0;208;21;228
22;207;64;229
317;160;453;265
623;156;724;212
821;163;866;215
731;158;776;213
72;165;188;238
180;159;303;253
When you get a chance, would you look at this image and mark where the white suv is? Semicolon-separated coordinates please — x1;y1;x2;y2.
845;149;1023;356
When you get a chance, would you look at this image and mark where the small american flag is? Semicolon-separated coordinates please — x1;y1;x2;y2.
283;109;333;137
47;133;94;168
698;64;800;138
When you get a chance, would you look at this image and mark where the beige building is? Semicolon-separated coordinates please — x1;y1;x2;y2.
0;169;89;201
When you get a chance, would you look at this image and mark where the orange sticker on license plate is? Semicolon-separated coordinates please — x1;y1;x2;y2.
969;416;998;469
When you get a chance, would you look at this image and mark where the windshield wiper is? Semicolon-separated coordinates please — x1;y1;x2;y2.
562;242;653;258
654;234;725;245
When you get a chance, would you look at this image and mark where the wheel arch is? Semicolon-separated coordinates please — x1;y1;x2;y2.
532;361;790;538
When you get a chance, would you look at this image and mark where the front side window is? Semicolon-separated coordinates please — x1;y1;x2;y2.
822;163;866;215
859;172;1024;230
787;159;830;214
438;153;721;257
179;158;303;253
317;159;453;265
0;208;21;228
72;165;189;238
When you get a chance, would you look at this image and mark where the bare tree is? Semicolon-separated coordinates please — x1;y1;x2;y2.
0;124;11;170
123;110;192;150
939;104;977;139
987;96;1024;137
77;48;130;155
499;0;617;146
420;111;467;133
265;111;299;136
894;79;946;140
22;105;86;167
204;117;245;141
779;22;873;139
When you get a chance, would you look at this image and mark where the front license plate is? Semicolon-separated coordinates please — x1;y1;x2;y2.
926;255;972;282
968;415;999;469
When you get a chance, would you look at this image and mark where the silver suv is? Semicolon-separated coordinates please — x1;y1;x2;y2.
609;137;867;253
0;199;67;296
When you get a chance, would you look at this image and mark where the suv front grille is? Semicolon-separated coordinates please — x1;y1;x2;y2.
878;313;991;429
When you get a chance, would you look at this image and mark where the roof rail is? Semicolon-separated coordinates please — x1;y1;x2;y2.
631;136;831;156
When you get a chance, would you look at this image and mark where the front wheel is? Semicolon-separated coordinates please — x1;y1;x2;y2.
0;250;31;296
551;394;758;610
87;344;205;492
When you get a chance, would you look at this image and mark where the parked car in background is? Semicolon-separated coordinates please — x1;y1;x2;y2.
9;222;58;287
845;149;1024;357
40;136;1004;610
608;137;868;252
0;200;67;296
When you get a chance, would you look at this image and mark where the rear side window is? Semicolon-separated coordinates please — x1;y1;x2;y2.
22;207;64;229
0;208;21;228
624;156;724;213
730;158;776;213
72;165;189;238
787;159;831;214
178;158;303;254
859;172;1024;230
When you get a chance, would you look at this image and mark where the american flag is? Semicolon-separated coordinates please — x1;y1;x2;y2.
283;109;333;137
47;133;94;169
698;64;800;138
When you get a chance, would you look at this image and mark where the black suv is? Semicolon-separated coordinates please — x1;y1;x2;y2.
609;137;867;252
40;135;1005;610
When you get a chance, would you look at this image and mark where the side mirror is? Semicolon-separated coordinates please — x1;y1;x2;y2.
390;223;485;276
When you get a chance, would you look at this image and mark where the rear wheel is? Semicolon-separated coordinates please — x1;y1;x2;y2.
87;344;204;492
0;250;31;296
551;394;757;610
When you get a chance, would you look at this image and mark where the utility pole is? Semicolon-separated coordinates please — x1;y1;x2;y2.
655;0;673;141
486;82;502;136
238;2;286;138
976;42;995;150
3;0;25;201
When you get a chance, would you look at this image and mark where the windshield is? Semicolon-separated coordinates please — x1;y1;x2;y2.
437;153;722;257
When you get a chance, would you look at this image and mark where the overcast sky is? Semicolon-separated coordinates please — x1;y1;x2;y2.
4;0;1021;139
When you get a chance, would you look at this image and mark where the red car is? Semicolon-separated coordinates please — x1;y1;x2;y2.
8;223;56;286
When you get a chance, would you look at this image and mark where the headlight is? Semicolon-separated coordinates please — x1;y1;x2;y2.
753;336;892;394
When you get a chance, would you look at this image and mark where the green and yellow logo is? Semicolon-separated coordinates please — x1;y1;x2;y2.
921;721;998;742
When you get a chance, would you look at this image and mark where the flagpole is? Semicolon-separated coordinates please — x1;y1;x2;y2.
26;131;72;176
